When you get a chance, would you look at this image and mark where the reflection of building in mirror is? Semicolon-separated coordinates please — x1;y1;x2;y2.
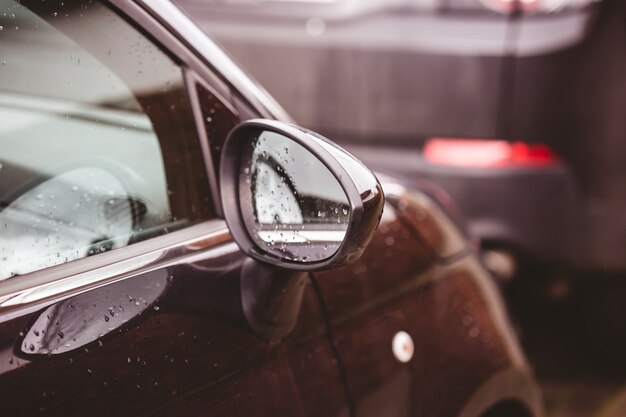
246;130;351;262
251;130;349;224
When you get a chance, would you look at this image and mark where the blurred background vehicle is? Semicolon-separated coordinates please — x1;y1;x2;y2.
175;0;625;281
173;0;626;415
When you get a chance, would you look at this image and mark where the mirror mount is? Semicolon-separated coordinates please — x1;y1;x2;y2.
240;258;308;341
220;119;384;271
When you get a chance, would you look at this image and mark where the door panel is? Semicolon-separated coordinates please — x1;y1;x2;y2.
314;195;532;417
0;241;348;416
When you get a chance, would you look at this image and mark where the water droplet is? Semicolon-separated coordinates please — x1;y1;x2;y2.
469;326;480;338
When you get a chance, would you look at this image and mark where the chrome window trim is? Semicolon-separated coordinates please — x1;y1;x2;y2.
0;220;231;322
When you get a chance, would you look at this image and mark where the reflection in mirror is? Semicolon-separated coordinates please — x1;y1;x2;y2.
241;130;350;262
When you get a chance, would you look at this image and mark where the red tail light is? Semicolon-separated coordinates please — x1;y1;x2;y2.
478;0;598;14
423;138;557;168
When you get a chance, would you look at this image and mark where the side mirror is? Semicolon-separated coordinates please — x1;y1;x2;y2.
220;119;384;270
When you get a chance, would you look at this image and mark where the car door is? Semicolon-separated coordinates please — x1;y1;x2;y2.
0;0;349;415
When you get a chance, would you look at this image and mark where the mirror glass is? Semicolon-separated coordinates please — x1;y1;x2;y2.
240;130;350;262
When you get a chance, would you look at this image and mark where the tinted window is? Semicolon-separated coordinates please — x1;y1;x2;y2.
196;83;240;180
0;0;214;280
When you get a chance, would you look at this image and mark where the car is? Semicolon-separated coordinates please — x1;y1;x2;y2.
179;0;625;282
0;0;541;416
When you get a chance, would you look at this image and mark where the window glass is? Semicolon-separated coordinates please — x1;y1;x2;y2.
196;84;241;181
0;0;214;280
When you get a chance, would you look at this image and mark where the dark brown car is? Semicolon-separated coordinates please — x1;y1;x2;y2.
0;0;540;416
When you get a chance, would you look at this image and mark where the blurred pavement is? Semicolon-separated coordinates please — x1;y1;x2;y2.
505;272;626;417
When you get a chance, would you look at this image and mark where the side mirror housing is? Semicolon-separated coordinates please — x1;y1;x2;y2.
220;119;384;271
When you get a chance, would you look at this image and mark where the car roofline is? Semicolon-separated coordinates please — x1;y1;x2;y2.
130;0;294;123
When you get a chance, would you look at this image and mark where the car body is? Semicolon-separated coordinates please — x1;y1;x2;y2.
180;0;625;276
0;0;540;416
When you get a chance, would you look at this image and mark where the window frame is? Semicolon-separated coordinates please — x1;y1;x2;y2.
184;69;240;219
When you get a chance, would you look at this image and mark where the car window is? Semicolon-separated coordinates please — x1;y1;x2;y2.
196;83;240;181
0;0;214;281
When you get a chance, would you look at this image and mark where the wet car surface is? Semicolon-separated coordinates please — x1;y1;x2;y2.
0;0;540;416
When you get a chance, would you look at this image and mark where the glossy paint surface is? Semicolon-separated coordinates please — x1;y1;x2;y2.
0;241;348;416
314;187;541;417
